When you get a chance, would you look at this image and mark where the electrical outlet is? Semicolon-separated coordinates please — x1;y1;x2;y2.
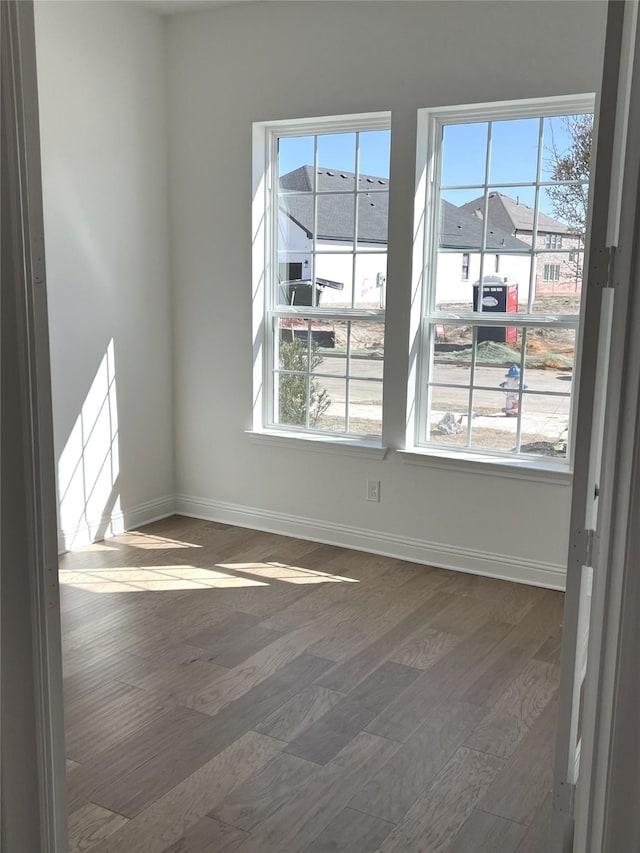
367;479;380;502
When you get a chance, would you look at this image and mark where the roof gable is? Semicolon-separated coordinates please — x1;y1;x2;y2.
440;200;529;251
460;192;570;235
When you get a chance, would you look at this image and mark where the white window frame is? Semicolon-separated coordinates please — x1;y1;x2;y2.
252;112;391;446
544;262;562;281
545;232;564;249
408;94;595;470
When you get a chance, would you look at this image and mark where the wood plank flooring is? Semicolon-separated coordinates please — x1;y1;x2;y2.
60;515;562;853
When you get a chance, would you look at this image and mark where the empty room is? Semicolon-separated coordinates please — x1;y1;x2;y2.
6;1;640;851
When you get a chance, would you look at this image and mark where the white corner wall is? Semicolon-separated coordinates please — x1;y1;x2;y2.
35;1;175;550
166;0;607;589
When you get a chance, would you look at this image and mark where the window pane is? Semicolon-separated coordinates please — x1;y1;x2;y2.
485;188;536;252
441;122;488;187
317;133;356;176
467;410;520;453
540;183;589;239
349;320;385;371
348;380;383;436
277;253;314;303
354;255;387;309
541;115;592;184
435;253;478;307
440;192;483;251
350;355;384;381
359;130;391;179
275;371;310;427
277;318;309;368
430;324;473;385
279;136;315;180
519;394;570;458
314;380;346;433
308;320;341;358
314;255;352;307
523;328;575;388
358;192;388;246
278;195;313;254
533;255;583;309
312;343;347;377
489;118;540;184
316;194;354;251
468;369;525;451
427;385;470;444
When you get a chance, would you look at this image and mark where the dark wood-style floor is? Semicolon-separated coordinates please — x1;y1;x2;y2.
60;515;562;853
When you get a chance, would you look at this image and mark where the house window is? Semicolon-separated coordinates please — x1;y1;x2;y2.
544;264;561;281
544;233;563;249
411;95;593;465
254;113;390;440
461;253;470;280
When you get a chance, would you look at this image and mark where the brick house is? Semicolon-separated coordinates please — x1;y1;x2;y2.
461;191;583;294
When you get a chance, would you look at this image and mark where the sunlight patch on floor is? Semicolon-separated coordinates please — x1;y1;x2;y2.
59;560;359;592
58;564;267;592
109;532;203;550
216;562;360;585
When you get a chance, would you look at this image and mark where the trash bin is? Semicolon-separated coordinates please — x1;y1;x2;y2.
472;277;518;344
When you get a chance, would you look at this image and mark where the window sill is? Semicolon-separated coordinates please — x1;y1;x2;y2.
246;429;388;460
397;447;573;484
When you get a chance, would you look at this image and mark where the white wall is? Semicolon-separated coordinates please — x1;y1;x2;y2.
35;1;175;549
166;0;606;588
435;252;532;305
278;216;386;307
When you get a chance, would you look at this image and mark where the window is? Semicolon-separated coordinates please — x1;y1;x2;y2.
544;263;561;281
544;233;563;249
461;252;470;280
411;96;593;465
254;113;390;441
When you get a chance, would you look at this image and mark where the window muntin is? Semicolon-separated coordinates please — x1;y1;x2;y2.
414;97;593;465
265;116;390;439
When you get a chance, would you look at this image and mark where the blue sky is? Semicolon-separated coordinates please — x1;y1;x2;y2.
278;115;589;220
279;130;391;179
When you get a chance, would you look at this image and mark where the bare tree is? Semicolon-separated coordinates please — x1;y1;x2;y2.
545;113;593;285
545;113;593;234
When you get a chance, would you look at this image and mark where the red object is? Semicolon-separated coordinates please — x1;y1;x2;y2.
473;282;519;344
504;284;518;344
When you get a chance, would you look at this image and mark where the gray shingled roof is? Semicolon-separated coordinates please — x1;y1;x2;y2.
460;192;569;235
280;166;388;244
440;200;529;251
280;167;529;250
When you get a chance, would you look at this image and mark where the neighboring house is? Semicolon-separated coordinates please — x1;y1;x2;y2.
279;165;389;308
461;191;583;293
438;199;531;304
278;168;533;307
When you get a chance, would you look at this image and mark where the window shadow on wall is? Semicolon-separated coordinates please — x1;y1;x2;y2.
57;338;121;551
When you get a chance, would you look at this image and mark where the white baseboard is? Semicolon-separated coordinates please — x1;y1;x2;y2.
57;495;176;554
175;493;566;590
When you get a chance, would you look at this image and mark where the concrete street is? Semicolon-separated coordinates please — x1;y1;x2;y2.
311;356;572;438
